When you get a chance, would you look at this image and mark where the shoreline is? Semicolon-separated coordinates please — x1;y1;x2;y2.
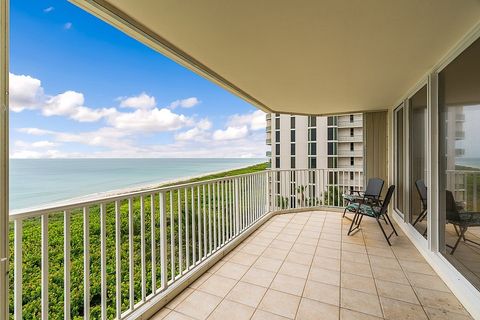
10;161;267;215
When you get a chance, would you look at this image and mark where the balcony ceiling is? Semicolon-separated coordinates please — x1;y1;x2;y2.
74;0;480;115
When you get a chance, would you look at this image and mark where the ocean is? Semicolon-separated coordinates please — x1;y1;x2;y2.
10;158;265;210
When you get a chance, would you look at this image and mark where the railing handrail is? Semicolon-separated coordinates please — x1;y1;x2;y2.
9;170;267;220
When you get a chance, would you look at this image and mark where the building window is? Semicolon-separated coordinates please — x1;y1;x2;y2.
290;143;295;155
328;127;337;140
350;172;354;180
328;157;337;168
275;157;280;168
328;116;337;126
350;114;354;122
308;128;317;141
290;116;295;128
275;131;280;141
290;130;295;142
275;117;280;128
350;157;354;166
275;144;280;155
308;116;316;127
309;143;317;155
350;143;354;151
350;128;354;136
328;142;336;155
291;157;296;168
308;157;317;169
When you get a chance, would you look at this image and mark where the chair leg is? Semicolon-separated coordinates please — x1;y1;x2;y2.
348;212;363;236
412;209;427;226
450;226;467;254
384;214;398;236
375;217;392;246
347;212;358;235
342;207;347;218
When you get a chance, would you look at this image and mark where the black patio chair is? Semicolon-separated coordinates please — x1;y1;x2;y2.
342;178;384;218
412;180;428;236
347;185;398;246
446;190;480;254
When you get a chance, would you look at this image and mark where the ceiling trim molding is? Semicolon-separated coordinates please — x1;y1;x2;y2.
69;0;274;113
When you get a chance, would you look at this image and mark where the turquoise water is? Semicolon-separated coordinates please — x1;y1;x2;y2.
10;158;265;210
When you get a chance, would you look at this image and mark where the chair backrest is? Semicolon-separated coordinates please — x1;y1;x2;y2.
364;178;384;198
379;185;395;216
446;190;460;221
415;180;427;208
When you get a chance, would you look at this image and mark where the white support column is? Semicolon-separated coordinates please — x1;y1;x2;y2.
0;0;9;318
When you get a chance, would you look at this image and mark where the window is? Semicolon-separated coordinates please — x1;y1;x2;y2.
328;116;337;126
328;142;337;155
409;84;428;238
275;157;280;168
291;157;296;169
350;172;354;180
275;131;280;142
275;116;280;128
350;143;354;151
350;128;354;136
290;144;295;155
308;128;317;141
350;157;354;166
290;116;295;128
438;37;480;290
350;115;354;122
275;144;280;155
308;157;317;169
308;116;316;127
328;157;337;168
327;127;337;140
309;143;317;155
290;130;295;142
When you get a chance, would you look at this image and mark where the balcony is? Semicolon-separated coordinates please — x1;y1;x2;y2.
8;168;474;320
337;150;363;157
337;120;363;128
266;138;272;145
338;135;363;142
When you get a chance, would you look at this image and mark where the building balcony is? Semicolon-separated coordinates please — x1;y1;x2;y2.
266;114;272;120
8;168;474;319
337;150;363;157
337;120;363;128
266;138;272;145
338;135;363;142
266;150;271;157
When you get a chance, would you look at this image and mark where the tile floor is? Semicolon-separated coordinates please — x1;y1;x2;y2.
150;210;474;320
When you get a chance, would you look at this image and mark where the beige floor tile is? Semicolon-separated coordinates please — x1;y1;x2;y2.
341;261;373;278
285;251;313;266
369;255;402;270
341;288;382;318
296;298;339;320
226;281;267;308
251;309;290;320
270;273;307;296
315;247;341;259
398;260;435;275
253;256;284;272
270;239;294;250
303;280;340;306
175;290;222;320
240;243;267;256
380;297;428;320
207;299;254;320
189;272;213;289
341;273;377;295
241;267;276;287
340;308;382;320
215;261;249;280
424;307;474;320
317;239;342;250
312;255;341;271
258;289;301;319
262;247;289;260
279;261;311;279
414;287;468;315
371;265;409;285
308;266;340;286
367;246;396;258
342;242;367;254
198;274;237;297
228;251;258;266
341;251;370;265
292;243;317;255
163;311;195;320
376;279;419;304
406;271;450;292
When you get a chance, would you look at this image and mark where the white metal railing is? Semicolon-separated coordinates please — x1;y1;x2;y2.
446;170;480;211
8;168;362;319
338;135;363;142
337;150;363;157
337;120;362;127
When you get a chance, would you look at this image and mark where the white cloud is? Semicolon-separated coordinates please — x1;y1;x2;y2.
31;140;58;148
168;97;200;109
17;128;54;136
64;22;72;30
227;110;266;131
9;73;45;112
43;6;54;13
119;92;156;109
213;126;249;141
175;118;212;142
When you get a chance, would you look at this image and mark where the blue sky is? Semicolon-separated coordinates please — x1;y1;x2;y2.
9;0;267;158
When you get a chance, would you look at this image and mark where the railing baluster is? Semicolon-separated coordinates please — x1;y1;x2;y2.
221;181;225;245
177;191;183;275
191;187;196;264
64;210;71;320
83;207;90;320
14;219;22;320
115;201;122;319
197;185;202;260
185;188;190;269
140;196;146;301
203;184;207;258
41;213;49;320
128;198;134;310
208;184;212;255
100;203;107;319
151;194;157;292
159;192;167;289
213;183;217;249
170;191;175;281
